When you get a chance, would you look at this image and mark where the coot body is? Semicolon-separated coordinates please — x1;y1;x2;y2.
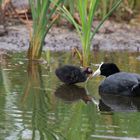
55;65;92;84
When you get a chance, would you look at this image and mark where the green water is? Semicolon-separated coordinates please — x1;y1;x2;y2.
1;51;140;140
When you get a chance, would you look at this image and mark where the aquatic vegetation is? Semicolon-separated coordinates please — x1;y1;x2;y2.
22;61;58;139
27;0;64;60
0;0;5;27
98;0;135;21
59;0;122;67
43;50;51;65
64;0;75;15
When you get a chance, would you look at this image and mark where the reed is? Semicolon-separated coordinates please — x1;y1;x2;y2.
59;0;122;67
0;0;2;21
100;0;111;19
28;0;64;60
64;0;75;15
99;0;135;20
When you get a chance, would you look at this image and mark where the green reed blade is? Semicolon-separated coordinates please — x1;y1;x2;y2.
51;0;122;66
28;0;64;60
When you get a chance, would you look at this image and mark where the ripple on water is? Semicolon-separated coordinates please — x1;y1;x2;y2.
0;105;33;139
90;135;139;140
1;51;140;139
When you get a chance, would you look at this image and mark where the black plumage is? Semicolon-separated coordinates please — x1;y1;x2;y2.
92;63;140;96
55;65;92;84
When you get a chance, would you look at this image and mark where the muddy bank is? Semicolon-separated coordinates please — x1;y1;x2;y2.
0;21;140;53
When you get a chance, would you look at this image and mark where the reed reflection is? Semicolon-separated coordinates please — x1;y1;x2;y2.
22;61;62;140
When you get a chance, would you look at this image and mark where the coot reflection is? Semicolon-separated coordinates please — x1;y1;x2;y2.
99;93;140;112
54;84;92;104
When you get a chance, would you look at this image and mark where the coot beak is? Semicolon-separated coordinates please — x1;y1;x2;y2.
91;62;103;78
91;68;101;77
86;70;100;83
86;62;103;83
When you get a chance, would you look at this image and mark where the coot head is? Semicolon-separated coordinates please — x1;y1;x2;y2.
92;63;120;77
83;67;93;75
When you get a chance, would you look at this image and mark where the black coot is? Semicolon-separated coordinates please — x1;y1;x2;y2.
55;65;92;84
92;63;140;96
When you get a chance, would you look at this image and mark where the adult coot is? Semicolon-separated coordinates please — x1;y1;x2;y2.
91;63;140;96
55;65;92;84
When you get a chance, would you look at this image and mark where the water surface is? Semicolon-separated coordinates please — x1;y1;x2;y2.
0;51;140;140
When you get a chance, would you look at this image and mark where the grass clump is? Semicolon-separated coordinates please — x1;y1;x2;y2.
28;0;64;60
59;0;122;67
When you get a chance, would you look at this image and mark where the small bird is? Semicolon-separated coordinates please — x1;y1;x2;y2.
55;65;93;84
91;62;140;96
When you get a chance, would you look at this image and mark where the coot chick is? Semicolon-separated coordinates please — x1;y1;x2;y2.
91;63;140;96
55;65;93;84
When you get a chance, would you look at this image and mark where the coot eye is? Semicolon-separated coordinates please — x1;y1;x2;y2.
87;68;93;74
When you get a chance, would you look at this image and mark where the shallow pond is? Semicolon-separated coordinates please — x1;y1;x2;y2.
1;51;140;140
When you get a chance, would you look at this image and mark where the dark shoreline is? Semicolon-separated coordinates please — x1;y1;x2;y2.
0;21;140;54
